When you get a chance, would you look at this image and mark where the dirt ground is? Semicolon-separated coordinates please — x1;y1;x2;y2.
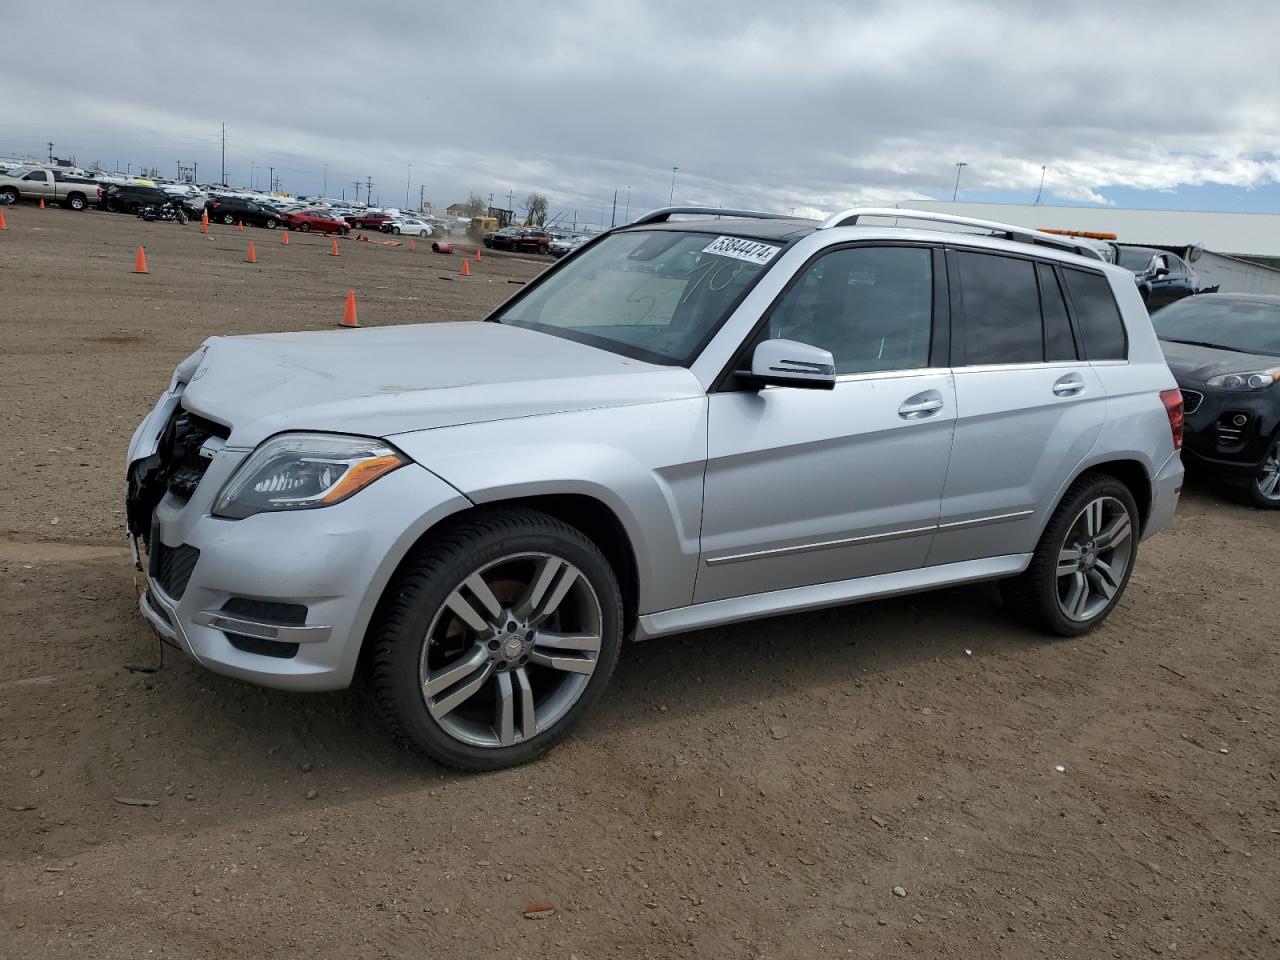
1;207;1277;960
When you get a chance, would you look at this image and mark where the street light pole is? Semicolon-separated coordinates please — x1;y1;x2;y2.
624;186;631;223
406;163;412;209
669;166;679;205
952;162;967;201
1034;165;1046;205
611;188;617;228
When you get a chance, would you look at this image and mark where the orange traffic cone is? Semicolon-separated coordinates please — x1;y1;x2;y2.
133;246;149;274
330;239;340;257
237;220;244;231
461;258;471;277
409;238;416;252
340;290;359;328
38;197;46;209
201;209;208;224
475;247;482;261
282;230;290;245
0;208;7;231
246;241;257;264
200;219;208;236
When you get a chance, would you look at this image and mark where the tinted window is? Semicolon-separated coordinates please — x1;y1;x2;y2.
1038;263;1077;361
1063;268;1127;359
956;252;1042;365
765;246;932;374
1152;297;1280;356
23;170;45;181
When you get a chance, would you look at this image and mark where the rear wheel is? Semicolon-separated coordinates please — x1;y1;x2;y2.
1246;435;1280;509
0;187;18;204
66;193;87;211
222;213;235;225
299;223;310;233
1001;474;1139;636
265;218;277;229
420;229;429;238
393;226;401;235
370;510;623;770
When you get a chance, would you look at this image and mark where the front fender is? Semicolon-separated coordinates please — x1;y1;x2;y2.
390;398;708;614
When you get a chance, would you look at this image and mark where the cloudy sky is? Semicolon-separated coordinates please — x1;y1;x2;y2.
4;1;1279;226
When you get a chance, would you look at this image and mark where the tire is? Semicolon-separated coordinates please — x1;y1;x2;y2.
420;230;429;238
222;213;235;225
392;226;401;235
265;218;277;229
0;187;18;204
1000;473;1140;637
299;223;310;233
66;193;86;211
1244;433;1280;509
128;202;142;215
370;509;624;771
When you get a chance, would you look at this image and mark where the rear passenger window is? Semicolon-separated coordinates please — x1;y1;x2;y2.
956;252;1042;365
1062;268;1127;359
1038;263;1077;361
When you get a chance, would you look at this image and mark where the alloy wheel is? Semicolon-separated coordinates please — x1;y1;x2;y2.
1256;440;1280;502
419;552;603;748
1056;496;1134;622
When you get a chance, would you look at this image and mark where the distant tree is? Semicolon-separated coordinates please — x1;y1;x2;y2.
522;192;549;226
463;193;488;217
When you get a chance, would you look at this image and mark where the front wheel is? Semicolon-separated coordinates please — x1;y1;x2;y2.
1000;474;1139;636
265;218;277;229
66;194;87;211
299;223;310;233
0;187;17;204
1246;435;1280;509
222;213;235;225
370;510;623;770
420;229;429;238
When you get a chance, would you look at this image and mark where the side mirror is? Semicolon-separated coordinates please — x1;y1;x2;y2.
1153;265;1170;278
744;339;836;390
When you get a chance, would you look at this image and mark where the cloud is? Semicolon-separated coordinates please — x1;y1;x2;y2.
2;0;1278;223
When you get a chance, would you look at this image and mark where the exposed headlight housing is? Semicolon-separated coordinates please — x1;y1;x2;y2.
213;433;408;520
1205;368;1280;391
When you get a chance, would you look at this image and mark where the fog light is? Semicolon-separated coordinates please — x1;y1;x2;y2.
1232;414;1248;427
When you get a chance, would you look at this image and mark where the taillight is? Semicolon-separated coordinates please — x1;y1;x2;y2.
1160;388;1184;451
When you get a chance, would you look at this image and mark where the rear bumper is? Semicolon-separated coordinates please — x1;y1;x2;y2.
1143;450;1184;540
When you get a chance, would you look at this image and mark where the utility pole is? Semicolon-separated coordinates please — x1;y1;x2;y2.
624;186;631;223
47;142;54;164
952;161;967;201
1034;165;1047;205
405;163;412;210
419;184;425;212
193;161;198;183
323;163;328;198
352;181;360;203
611;188;617;228
506;189;515;214
220;122;226;187
366;176;373;205
268;166;274;194
669;166;678;205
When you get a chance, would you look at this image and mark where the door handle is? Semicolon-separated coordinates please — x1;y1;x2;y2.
898;391;944;419
1052;373;1085;397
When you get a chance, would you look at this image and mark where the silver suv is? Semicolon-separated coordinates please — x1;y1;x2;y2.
126;207;1185;769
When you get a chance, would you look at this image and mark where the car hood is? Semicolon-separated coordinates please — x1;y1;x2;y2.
180;321;703;448
1160;339;1280;385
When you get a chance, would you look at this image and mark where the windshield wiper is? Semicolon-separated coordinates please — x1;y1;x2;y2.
1161;338;1232;351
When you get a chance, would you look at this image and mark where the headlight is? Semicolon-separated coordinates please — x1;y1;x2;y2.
213;433;408;520
1205;368;1280;391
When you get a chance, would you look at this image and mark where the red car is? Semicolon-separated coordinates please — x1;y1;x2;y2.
284;209;351;235
345;212;392;230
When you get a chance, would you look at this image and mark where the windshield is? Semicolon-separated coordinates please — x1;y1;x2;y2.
1117;247;1158;271
494;230;779;365
1154;298;1280;356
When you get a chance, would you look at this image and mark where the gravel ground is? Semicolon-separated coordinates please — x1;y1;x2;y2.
1;207;1277;960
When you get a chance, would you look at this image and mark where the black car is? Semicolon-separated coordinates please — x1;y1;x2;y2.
1116;245;1199;311
100;183;171;214
1155;294;1280;508
205;195;284;228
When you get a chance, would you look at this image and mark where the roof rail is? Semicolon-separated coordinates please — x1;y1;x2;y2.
817;207;1104;260
631;206;784;226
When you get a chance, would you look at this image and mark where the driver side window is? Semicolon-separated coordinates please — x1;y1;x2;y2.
764;246;933;375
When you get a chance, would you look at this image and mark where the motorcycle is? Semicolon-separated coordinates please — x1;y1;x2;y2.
137;200;189;224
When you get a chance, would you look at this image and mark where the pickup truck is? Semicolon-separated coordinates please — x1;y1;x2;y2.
0;167;101;210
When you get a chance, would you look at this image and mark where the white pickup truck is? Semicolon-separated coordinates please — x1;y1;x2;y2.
0;166;101;210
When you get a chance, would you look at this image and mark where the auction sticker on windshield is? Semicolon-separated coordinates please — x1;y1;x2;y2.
702;235;780;266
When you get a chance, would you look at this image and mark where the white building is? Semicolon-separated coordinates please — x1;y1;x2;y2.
903;200;1280;295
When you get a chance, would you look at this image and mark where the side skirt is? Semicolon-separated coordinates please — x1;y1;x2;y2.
635;554;1032;639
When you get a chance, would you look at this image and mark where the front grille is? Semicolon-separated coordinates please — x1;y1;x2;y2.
165;411;229;502
150;541;201;599
1181;389;1203;415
